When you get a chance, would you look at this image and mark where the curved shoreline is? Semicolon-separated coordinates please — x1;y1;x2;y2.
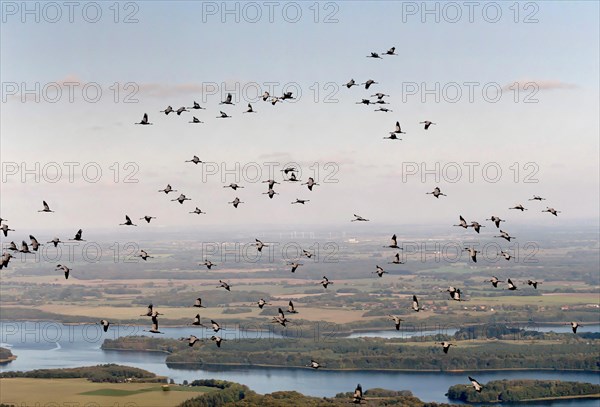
0;355;17;364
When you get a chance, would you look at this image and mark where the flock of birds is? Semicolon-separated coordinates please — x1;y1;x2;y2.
0;46;573;402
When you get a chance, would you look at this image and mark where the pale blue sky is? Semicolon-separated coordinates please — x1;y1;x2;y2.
1;1;598;231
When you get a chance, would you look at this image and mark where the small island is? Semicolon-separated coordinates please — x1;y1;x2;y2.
447;379;600;403
0;347;16;364
101;335;600;372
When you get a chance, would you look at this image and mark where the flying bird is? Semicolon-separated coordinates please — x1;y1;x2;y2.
542;207;561;216
144;315;164;334
263;189;279;199
29;235;42;251
158;184;177;194
262;179;280;189
217;280;231;291
486;215;505;228
351;214;369;222
188;116;204;124
288;262;303;273
271;308;289;327
362;79;378;89
367;52;382;59
291;199;310;204
489;276;502;288
420;120;436;130
412;295;420;312
509;204;528;211
469;377;483;392
56;264;70;279
427;187;446;198
464;247;479;263
160;106;173;115
100;320;110;332
495;230;515;242
373;265;387;277
352;384;364;404
507;278;518;290
193;298;206;308
469;221;485;234
172;194;191;204
302;177;319;191
570;322;581;334
388;315;403;330
256;298;270;309
0;224;14;237
140;304;154;317
180;335;201;347
307;360;321;369
224;183;244;190
319;276;333;288
191;314;206;327
211;320;221;332
176;106;189;115
138;250;152;261
38;201;54;213
384;234;401;249
440;342;454;354
185;155;203;164
287;300;298;314
344;79;358;88
71;229;85;241
220;93;235;105
217;111;231;118
388;253;404;264
454;216;468;229
255;239;268;252
210;335;223;347
119;215;137;226
188;101;206;110
190;207;207;215
529;195;546;201
135;113;153;125
229;197;244;208
383;47;397;55
19;241;33;254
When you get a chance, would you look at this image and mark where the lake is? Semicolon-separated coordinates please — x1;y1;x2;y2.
1;321;598;406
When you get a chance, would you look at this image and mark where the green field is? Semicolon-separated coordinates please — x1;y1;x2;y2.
0;378;213;407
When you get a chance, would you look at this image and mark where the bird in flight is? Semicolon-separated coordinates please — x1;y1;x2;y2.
427;187;447;198
542;207;561;216
185;155;203;164
220;93;235;105
160;106;173;115
229;197;244;208
172;194;191;204
351;214;369;222
119;215;137;226
189;116;204;124
135;113;153;125
420;120;436;130
158;184;177;194
38;201;55;213
140;216;156;223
